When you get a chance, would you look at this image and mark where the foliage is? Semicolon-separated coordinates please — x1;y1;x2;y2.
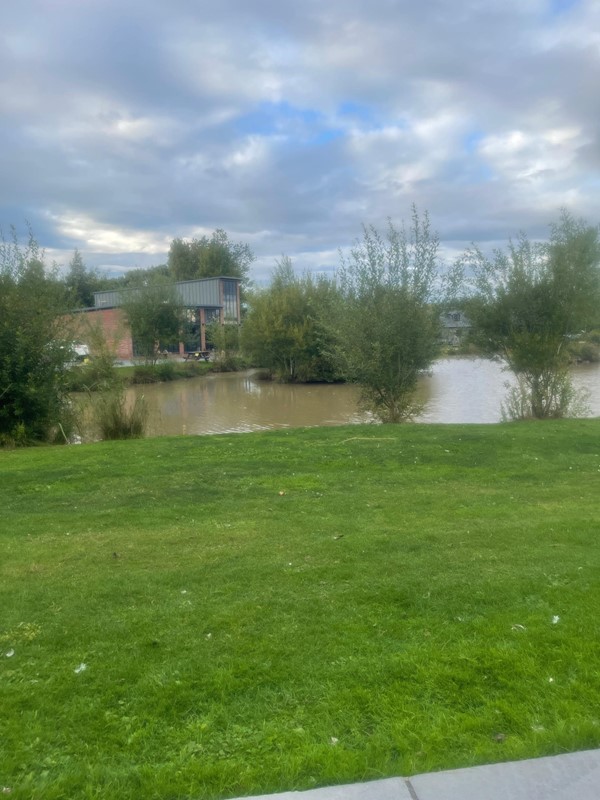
460;211;600;419
63;249;104;308
123;361;213;384
65;315;121;394
241;257;341;382
500;373;588;422
111;264;170;289
206;320;245;371
92;388;147;440
120;276;183;365
2;421;600;798
568;339;600;364
168;228;253;290
76;264;170;294
335;208;442;421
131;362;177;384
0;228;73;444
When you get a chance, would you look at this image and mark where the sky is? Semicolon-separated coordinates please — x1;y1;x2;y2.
1;0;599;283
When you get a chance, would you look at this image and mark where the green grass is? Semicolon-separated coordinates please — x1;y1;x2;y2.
1;420;600;798
119;361;214;384
66;361;213;393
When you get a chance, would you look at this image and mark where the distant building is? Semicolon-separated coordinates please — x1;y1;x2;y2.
440;310;471;346
72;276;241;360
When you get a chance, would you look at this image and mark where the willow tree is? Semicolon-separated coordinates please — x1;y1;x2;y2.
460;211;600;419
335;208;442;422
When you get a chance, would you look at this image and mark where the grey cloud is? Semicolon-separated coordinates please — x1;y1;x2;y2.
0;0;598;275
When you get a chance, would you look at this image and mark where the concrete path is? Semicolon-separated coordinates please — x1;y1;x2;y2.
228;748;600;800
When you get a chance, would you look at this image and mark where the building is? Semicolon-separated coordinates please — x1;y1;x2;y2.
440;310;471;346
73;276;241;360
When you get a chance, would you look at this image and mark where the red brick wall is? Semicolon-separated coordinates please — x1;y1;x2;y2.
71;308;133;360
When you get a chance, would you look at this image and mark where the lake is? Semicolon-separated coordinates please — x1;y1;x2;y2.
124;358;600;437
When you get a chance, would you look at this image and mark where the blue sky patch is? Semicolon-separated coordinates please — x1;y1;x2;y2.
464;130;485;154
548;0;581;16
234;101;344;145
337;101;390;130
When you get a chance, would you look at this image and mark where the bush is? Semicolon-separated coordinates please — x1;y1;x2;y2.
587;329;600;345
336;210;443;421
130;361;213;384
573;341;600;363
65;358;121;393
94;389;147;440
501;371;589;421
131;365;161;384
177;361;212;378
0;231;73;444
210;353;248;373
155;361;177;381
461;211;600;419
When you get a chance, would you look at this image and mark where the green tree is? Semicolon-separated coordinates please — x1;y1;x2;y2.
206;320;242;371
241;257;340;382
121;277;183;365
116;264;170;288
460;211;600;419
0;228;73;444
335;208;442;422
168;229;253;289
64;249;102;308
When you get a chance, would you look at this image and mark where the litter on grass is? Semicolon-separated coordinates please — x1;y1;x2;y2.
74;663;87;674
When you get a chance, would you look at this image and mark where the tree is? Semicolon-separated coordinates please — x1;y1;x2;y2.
116;264;170;288
241;257;340;382
205;319;242;371
121;276;183;365
460;211;600;419
64;249;102;308
0;228;73;444
168;229;253;290
335;208;442;422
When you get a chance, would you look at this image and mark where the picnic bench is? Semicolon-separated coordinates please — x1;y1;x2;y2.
183;350;211;362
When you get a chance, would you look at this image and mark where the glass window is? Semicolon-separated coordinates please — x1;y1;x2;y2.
222;280;238;320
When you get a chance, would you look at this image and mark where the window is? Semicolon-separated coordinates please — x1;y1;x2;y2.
222;280;238;320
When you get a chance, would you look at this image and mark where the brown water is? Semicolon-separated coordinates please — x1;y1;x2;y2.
126;358;600;437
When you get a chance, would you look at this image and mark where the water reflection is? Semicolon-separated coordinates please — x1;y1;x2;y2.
127;359;600;437
138;371;369;437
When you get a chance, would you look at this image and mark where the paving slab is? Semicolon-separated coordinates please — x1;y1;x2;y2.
408;748;600;800
228;777;413;800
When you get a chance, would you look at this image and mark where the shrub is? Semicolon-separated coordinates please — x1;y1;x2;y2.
94;389;147;440
131;365;160;384
65;357;121;393
155;361;177;381
576;342;600;363
0;230;73;444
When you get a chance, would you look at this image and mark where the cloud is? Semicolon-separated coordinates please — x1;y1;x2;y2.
0;0;598;277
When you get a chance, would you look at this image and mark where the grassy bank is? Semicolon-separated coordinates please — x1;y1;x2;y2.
1;421;600;798
66;360;214;392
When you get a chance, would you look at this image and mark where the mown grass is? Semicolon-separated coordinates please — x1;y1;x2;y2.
1;420;600;799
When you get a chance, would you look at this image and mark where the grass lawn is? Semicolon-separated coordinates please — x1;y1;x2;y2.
1;420;600;799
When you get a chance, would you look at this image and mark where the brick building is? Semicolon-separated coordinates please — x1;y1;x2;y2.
73;276;241;360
